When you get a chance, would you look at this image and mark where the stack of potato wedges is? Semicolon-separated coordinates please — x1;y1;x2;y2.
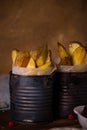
57;42;87;65
11;44;53;69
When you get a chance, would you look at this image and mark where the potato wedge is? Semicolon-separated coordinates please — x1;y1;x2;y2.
26;57;36;68
15;51;30;67
69;42;83;55
36;44;48;67
57;42;72;65
72;46;86;65
11;49;19;65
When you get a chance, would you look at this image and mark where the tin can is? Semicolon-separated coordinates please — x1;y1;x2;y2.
9;72;54;124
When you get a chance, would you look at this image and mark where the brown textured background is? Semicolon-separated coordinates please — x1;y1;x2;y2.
0;0;87;74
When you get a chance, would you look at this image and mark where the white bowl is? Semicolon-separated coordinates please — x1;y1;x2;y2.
73;105;87;128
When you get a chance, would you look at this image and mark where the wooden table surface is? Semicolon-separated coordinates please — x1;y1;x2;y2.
0;110;81;130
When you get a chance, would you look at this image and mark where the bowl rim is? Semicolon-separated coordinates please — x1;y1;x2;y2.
73;105;87;128
73;105;87;120
73;105;85;114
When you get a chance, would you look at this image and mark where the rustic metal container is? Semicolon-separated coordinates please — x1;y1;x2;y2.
53;71;87;119
9;72;54;124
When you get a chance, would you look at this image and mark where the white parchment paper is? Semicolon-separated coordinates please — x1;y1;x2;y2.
12;64;57;75
54;58;87;72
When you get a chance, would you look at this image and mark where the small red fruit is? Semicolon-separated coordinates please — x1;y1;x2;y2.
68;114;74;120
8;120;14;127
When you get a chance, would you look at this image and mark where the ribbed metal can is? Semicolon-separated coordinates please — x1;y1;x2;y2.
53;71;87;119
9;72;54;124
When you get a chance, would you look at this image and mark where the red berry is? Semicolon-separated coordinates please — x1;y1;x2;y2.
68;114;74;120
8;121;14;127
